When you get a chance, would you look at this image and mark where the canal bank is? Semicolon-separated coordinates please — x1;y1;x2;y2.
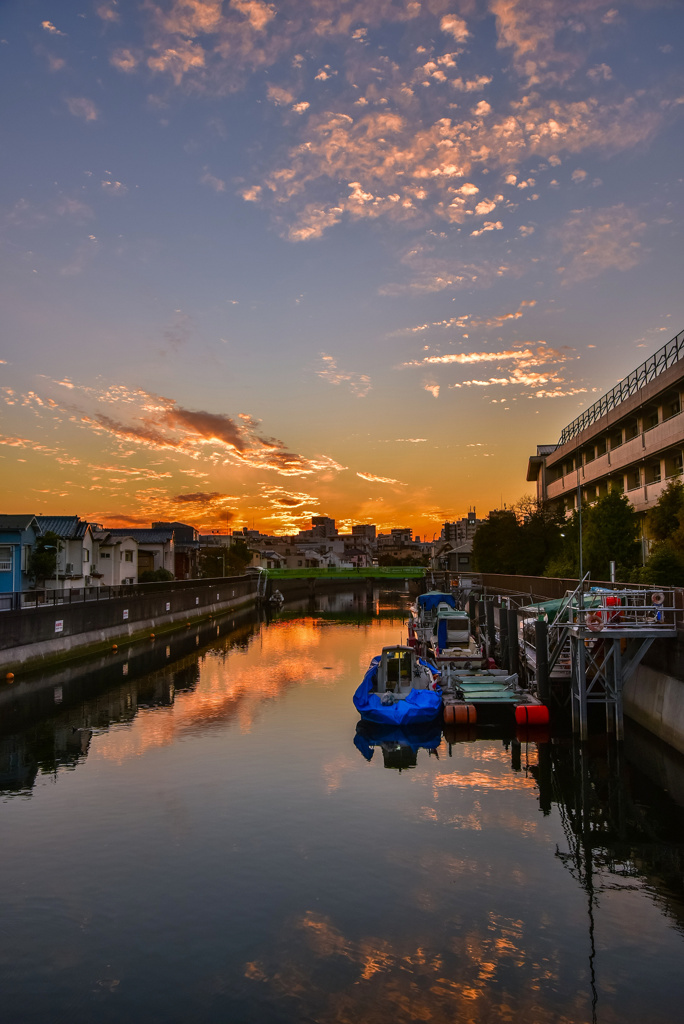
0;574;258;675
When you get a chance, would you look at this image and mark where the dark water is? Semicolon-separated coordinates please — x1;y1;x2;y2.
1;589;684;1024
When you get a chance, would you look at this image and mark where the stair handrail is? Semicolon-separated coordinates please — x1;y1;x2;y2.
547;571;590;673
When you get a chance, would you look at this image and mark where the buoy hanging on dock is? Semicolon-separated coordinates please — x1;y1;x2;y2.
6;672;15;682
444;702;477;725
514;704;549;726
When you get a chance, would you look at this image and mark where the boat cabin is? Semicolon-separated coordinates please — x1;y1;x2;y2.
374;646;434;697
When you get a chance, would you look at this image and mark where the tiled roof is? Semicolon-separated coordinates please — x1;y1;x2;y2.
35;516;89;539
0;514;38;531
106;529;174;543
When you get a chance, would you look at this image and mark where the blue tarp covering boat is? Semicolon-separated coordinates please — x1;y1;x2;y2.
416;591;456;612
353;647;442;725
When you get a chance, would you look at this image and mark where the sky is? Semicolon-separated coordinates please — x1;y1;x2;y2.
1;0;683;537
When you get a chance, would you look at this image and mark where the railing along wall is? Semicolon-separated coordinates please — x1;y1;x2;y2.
459;572;684;627
558;328;684;446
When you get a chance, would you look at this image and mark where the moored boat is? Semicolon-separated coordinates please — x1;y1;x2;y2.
353;645;442;726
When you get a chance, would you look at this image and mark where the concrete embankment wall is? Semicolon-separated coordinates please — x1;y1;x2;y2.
624;631;684;756
0;575;258;673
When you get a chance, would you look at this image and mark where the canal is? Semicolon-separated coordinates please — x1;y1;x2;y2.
1;587;684;1023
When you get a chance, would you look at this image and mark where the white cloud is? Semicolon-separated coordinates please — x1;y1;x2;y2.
66;97;99;121
440;15;468;42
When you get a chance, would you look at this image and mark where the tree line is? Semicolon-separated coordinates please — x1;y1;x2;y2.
471;481;684;585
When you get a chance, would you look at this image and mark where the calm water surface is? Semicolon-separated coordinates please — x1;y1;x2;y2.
1;589;684;1024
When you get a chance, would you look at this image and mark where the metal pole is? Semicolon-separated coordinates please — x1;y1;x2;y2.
486;600;496;658
499;602;509;668
535;619;550;701
507;608;519;676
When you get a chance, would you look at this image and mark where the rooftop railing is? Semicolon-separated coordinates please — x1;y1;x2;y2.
558;328;684;446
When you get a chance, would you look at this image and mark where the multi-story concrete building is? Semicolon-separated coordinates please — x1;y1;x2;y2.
527;329;684;518
441;512;481;544
311;516;337;538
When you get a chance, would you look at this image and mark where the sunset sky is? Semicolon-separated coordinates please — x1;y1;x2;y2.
1;0;683;536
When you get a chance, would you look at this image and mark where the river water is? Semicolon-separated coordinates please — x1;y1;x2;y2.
1;588;684;1024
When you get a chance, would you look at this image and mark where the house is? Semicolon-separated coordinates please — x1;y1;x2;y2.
0;515;41;594
105;528;174;579
91;531;139;585
34;516;98;589
152;521;199;579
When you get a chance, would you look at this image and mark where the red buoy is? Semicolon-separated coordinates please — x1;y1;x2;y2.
515;704;549;726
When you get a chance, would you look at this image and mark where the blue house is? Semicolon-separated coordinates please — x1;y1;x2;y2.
0;515;41;594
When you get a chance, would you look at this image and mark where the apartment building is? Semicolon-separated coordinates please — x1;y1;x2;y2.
527;330;684;517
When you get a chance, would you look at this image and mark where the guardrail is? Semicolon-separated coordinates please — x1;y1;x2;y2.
546;588;677;634
557;327;684;445
262;566;427;579
0;574;253;613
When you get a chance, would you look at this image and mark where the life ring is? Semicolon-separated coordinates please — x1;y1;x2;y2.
586;611;604;632
651;591;665;606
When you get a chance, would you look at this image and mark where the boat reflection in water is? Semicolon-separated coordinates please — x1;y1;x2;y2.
353;719;442;770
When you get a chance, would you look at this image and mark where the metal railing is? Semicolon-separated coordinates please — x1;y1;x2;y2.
0;573;254;613
547;587;677;634
558;328;684;445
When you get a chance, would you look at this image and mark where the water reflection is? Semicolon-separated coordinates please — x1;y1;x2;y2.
353;720;442;769
1;589;683;1024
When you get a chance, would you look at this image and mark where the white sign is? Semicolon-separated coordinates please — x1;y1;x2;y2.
55;620;63;633
165;602;171;611
216;593;220;601
123;609;129;620
195;597;199;605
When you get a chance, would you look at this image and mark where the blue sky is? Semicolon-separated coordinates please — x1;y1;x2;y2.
1;0;683;534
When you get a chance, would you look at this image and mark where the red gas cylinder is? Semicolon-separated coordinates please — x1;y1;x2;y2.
606;596;622;623
515;704;549;726
444;702;477;725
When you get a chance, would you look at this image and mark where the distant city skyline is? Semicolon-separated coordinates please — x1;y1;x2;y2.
1;1;683;534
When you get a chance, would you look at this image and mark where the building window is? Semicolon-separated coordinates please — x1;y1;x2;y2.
125;550;134;562
101;552;111;559
626;469;641;491
83;550;90;563
0;546;12;572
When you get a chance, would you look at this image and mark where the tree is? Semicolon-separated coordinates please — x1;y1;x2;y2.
139;568;175;583
632;542;684;586
27;531;62;586
472;510;519;573
514;499;565;576
646;478;684;542
199;539;252;578
582;490;641;581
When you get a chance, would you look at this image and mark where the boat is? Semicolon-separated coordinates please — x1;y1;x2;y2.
408;590;458;649
268;588;284;606
429;605;487;669
353;645;442;726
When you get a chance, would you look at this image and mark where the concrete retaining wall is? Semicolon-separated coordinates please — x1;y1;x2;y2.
624;665;684;757
0;575;258;672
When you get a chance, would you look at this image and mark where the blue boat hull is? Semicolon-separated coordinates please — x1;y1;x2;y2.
353;655;442;726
